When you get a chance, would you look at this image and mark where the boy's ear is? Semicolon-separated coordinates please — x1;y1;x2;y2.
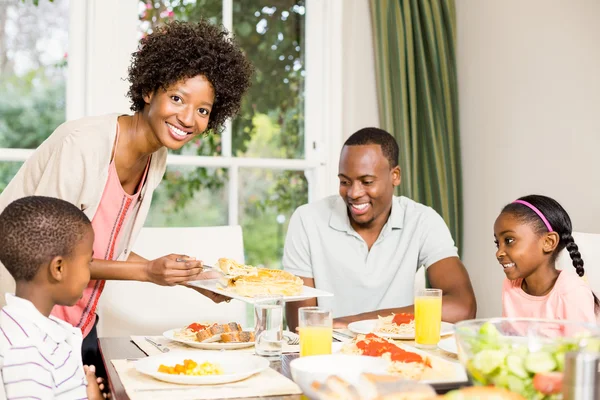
49;256;65;282
543;232;560;253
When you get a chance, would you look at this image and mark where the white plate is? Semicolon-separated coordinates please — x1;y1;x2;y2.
163;328;255;350
347;319;454;340
437;336;458;355
134;351;269;385
186;279;333;304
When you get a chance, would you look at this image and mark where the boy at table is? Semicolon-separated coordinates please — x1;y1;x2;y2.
0;196;104;399
284;128;477;331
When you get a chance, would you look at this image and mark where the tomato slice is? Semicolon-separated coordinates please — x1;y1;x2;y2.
186;322;208;332
533;372;563;394
392;313;415;325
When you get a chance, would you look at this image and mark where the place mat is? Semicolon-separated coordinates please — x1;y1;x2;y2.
111;359;302;400
132;336;299;356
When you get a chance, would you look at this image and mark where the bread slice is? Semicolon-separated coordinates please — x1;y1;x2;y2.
210;322;242;335
358;373;436;400
195;322;241;342
221;331;255;343
196;328;214;342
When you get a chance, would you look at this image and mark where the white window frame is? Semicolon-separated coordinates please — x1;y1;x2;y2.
0;0;344;224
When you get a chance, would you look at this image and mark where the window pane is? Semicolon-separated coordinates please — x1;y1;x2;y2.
239;168;308;269
0;161;24;194
0;0;69;149
232;1;305;159
145;166;228;227
139;1;223;37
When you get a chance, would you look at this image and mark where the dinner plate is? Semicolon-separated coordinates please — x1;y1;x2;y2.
163;328;255;350
437;336;458;355
186;279;333;304
347;320;454;340
134;351;269;385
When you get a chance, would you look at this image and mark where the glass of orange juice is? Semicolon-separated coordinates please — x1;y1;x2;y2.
414;288;442;348
298;307;332;357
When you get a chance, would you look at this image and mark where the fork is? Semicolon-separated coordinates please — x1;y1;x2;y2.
175;259;224;276
144;337;170;353
283;332;300;345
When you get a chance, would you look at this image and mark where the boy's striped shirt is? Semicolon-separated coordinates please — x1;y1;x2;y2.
0;294;88;399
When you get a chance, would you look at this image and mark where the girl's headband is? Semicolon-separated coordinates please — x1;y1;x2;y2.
513;200;554;232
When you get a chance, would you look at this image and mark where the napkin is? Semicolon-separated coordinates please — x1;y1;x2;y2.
111;359;302;400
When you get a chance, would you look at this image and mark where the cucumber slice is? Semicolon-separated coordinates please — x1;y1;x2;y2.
554;352;565;371
507;374;525;394
473;349;507;375
507;354;528;378
525;352;557;374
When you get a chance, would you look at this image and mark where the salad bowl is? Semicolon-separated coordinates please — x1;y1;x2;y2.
454;318;600;399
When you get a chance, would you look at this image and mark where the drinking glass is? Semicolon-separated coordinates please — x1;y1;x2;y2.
254;295;284;357
414;288;443;348
298;307;332;357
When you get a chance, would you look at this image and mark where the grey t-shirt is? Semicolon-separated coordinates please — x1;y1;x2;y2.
282;195;459;318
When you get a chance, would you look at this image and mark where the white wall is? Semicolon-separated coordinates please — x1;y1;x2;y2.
342;0;380;136
457;0;600;318
67;0;139;120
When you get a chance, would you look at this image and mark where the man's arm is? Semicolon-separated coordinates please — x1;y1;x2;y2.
333;257;476;327
286;277;317;332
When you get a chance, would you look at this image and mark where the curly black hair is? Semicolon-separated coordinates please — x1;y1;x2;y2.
127;20;253;133
0;196;91;281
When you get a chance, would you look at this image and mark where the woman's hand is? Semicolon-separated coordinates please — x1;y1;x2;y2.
145;254;219;286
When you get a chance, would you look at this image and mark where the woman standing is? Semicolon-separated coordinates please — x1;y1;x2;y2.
0;20;253;376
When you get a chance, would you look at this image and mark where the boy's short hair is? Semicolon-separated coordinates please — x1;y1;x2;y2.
344;127;400;168
0;196;91;281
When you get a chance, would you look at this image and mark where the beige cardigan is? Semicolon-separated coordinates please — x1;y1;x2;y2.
0;114;168;307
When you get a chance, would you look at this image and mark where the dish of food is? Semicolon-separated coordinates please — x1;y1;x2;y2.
455;319;600;399
187;278;333;304
157;359;223;376
215;257;304;297
375;312;416;335
341;333;467;383
164;321;255;350
135;351;269;385
348;318;454;340
311;373;437;400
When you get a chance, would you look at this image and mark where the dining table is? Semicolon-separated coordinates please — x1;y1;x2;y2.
98;334;470;400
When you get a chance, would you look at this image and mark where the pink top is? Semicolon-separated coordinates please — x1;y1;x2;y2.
502;268;596;323
51;123;150;337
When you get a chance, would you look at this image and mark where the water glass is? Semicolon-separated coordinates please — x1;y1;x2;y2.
298;307;332;357
254;296;284;357
414;288;442;348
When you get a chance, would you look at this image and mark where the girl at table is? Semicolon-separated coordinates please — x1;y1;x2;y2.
494;194;599;322
0;20;254;378
0;196;105;400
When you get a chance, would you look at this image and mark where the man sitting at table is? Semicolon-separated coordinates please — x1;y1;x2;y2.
283;127;477;331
